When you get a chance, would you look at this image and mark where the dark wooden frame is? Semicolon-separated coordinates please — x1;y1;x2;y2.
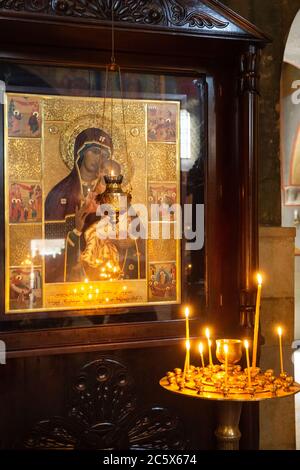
0;0;270;357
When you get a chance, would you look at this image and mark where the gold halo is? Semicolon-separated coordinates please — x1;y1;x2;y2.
60;113;134;185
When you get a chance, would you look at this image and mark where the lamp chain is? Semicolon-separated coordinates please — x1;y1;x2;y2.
111;1;115;65
118;66;129;172
101;0;129;177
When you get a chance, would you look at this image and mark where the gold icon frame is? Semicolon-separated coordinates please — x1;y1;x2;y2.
4;93;181;314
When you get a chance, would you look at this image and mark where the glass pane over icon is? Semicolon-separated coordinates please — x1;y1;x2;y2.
0;63;206;327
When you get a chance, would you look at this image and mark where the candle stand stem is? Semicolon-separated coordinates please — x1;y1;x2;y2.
215;402;242;450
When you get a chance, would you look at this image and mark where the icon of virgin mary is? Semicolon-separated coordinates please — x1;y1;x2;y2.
45;127;145;284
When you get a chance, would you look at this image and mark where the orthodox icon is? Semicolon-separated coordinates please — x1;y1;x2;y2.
147;103;177;143
5;94;180;313
148;183;177;221
9;182;42;223
149;262;177;301
9;268;42;310
44;127;145;284
8;96;41;137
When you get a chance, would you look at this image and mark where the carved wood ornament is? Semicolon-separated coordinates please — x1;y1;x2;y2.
0;0;229;29
25;358;186;450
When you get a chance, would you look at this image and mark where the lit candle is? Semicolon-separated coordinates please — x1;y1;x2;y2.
185;307;190;341
252;273;263;369
184;307;190;372
111;169;115;177
199;342;205;368
278;327;284;375
244;340;252;387
183;339;191;382
224;344;229;387
205;328;213;367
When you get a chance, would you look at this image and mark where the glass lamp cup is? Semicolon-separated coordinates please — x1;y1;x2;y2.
216;339;242;366
98;174;126;208
96;174;132;220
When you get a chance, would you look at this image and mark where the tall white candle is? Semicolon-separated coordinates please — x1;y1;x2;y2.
199;342;205;368
205;328;213;367
278;327;284;375
252;273;262;369
183;340;191;382
184;307;190;372
185;307;190;341
224;344;229;387
244;340;252;387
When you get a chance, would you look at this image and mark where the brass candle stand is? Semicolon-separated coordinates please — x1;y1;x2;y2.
160;339;300;450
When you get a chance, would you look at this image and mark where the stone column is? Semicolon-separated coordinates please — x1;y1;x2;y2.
259;226;296;449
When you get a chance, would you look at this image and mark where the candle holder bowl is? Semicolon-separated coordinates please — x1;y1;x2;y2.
216;339;242;365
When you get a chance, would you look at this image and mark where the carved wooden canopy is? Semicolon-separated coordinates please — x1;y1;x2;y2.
0;0;269;42
0;0;269;353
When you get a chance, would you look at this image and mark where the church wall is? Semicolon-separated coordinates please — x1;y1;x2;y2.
223;0;300;226
259;227;296;449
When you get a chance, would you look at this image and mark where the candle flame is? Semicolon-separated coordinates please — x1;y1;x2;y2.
224;344;229;354
186;340;191;351
205;328;210;339
199;342;203;354
244;340;249;349
84;278;89;284
111;170;115;177
185;307;190;318
278;326;283;337
257;273;263;286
